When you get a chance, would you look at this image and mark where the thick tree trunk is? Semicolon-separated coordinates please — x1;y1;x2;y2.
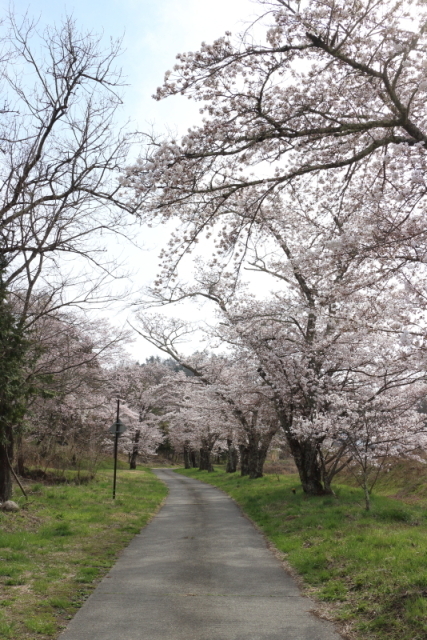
199;445;214;472
226;439;238;473
247;437;264;479
239;432;273;479
129;450;138;469
276;404;332;495
0;425;13;502
129;429;141;470
255;443;270;479
190;449;197;468
287;436;332;495
183;442;191;469
239;444;249;476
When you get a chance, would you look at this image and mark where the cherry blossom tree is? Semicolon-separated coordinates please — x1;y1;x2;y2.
341;390;427;510
102;402;165;468
134;177;427;493
132;316;281;478
164;375;228;472
123;0;427;495
123;0;427;317
22;311;130;476
125;0;427;257
106;361;169;468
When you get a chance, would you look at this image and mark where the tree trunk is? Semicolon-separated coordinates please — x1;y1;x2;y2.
363;479;371;511
255;442;270;479
226;439;238;473
129;429;141;470
199;445;214;472
183;442;191;469
359;465;371;511
190;449;197;468
0;425;13;502
287;435;331;495
247;435;264;479
239;433;272;479
239;444;249;476
129;450;137;469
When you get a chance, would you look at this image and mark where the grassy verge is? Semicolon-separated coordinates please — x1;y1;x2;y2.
0;468;167;640
176;467;427;640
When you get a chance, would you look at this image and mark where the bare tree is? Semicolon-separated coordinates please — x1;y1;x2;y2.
0;13;138;311
0;11;137;501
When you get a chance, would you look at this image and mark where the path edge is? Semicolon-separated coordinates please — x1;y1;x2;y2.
171;469;355;640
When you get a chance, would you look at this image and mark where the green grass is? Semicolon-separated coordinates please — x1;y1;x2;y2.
176;467;427;640
0;468;167;640
338;459;427;502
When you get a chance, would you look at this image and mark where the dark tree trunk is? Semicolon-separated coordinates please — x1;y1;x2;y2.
199;445;214;472
183;442;191;469
275;398;332;495
247;436;264;479
129;429;140;470
287;435;332;495
239;428;274;479
239;444;249;476
190;449;197;468
226;438;238;473
254;443;270;479
129;450;138;470
0;425;13;502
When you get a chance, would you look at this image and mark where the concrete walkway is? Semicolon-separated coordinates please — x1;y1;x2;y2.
60;469;343;640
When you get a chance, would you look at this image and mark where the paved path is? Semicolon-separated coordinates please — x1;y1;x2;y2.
60;469;342;640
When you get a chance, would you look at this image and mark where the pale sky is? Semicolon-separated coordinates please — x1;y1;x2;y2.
10;0;257;131
6;0;260;360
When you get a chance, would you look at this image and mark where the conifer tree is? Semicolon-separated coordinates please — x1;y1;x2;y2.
0;262;28;502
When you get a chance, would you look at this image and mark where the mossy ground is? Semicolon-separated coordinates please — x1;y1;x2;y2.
177;467;427;640
0;467;167;639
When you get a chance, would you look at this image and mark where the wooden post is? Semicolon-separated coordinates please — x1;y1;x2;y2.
112;398;120;500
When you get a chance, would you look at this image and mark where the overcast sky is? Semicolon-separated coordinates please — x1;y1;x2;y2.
10;0;256;130
7;0;259;361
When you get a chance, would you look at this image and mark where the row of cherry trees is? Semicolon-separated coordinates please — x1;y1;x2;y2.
9;310;168;483
3;0;427;505
124;0;427;499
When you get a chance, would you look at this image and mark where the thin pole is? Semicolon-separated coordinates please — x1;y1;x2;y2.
113;398;120;500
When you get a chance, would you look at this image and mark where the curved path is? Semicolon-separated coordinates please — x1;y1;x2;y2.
60;469;342;640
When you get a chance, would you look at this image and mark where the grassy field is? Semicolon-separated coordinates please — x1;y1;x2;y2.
176;467;427;640
0;467;167;640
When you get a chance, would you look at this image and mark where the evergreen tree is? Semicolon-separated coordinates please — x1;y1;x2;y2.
0;263;28;502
